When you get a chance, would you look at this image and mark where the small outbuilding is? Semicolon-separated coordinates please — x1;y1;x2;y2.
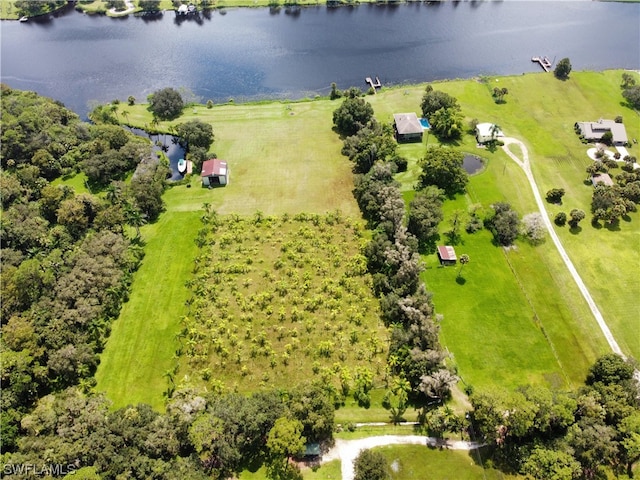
393;113;423;143
201;159;229;187
591;173;614;187
475;123;503;144
437;245;457;265
575;119;628;146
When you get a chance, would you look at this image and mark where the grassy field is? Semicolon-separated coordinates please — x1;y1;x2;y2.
94;209;203;409
368;70;640;364
377;445;521;480
122;100;359;216
96;100;362;407
97;70;639;411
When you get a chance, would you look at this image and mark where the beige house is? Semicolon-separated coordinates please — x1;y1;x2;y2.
575;119;628;146
393;113;423;142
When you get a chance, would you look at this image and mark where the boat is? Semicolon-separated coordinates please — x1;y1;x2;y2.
177;158;187;174
19;16;28;22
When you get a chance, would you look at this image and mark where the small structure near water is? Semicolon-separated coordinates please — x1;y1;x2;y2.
201;159;229;187
365;76;382;92
531;56;553;72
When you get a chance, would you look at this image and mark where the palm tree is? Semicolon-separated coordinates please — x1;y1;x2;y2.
457;254;470;278
125;204;147;239
490;123;501;141
105;183;122;205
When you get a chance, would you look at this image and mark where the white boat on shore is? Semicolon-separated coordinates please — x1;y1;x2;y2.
177;158;187;174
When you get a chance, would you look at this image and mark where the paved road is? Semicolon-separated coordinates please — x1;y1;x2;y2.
322;435;484;480
500;137;624;356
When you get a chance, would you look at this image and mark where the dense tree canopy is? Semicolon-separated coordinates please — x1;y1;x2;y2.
353;449;390;480
407;186;444;253
554;57;572;80
332;95;374;137
418;146;468;196
488;202;520;246
175;119;215;150
341;120;399;174
622;85;640;109
148;87;184;121
420;85;460;118
420;86;463;140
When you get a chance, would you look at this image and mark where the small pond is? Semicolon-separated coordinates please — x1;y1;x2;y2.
127;127;186;181
463;154;484;175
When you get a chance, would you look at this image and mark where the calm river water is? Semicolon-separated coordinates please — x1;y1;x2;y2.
1;1;639;116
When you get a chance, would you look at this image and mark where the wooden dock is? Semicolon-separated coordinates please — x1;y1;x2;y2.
365;76;382;92
531;56;552;72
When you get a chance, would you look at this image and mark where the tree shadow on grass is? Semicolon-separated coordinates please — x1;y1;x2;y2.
604;221;621;232
455;276;466;285
569;226;583;235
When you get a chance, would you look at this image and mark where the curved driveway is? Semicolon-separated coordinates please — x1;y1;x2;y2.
500;137;624;356
322;435;483;480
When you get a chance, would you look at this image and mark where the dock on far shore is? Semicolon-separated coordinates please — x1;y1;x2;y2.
365;76;382;92
531;56;553;72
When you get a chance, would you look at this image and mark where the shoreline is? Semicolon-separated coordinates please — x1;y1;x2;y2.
3;0;639;21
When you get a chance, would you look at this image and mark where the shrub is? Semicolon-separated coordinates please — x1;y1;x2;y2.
554;57;572;80
545;188;565;204
554;212;567;226
522;212;546;244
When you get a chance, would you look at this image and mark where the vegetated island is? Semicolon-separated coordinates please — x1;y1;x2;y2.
1;69;639;480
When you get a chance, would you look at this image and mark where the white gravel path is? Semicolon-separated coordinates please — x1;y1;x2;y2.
501;137;625;357
322;435;483;480
109;0;135;15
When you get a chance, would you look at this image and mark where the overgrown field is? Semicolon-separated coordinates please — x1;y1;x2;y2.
175;211;387;394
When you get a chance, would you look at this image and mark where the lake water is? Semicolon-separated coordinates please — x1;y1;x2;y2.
1;2;639;116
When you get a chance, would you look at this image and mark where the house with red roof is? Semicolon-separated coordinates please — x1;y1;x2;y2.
201;159;229;187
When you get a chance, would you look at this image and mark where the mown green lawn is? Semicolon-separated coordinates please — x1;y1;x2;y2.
121;100;359;216
377;445;521;480
372;69;639;367
239;460;342;480
94;209;202;409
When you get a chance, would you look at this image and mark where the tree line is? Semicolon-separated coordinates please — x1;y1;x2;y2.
332;89;457;419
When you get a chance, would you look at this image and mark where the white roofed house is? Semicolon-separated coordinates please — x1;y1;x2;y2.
475;123;503;144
